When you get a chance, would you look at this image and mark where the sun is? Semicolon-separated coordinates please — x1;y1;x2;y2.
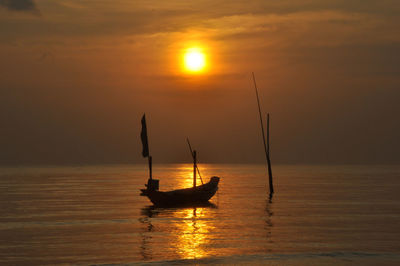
183;47;206;73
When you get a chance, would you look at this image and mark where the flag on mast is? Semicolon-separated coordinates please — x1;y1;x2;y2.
141;114;149;158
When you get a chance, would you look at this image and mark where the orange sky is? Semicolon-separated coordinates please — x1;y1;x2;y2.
0;0;399;164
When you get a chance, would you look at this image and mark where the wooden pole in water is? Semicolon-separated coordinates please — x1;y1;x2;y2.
266;114;274;194
252;72;274;196
193;150;197;188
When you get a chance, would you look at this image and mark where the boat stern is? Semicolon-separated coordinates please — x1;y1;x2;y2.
140;178;160;196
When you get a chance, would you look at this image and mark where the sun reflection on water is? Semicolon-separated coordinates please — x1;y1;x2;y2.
174;207;214;259
170;165;215;259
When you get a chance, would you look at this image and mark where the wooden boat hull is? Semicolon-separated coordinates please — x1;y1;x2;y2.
141;176;219;207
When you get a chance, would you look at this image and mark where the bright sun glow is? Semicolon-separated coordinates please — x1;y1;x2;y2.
183;47;206;73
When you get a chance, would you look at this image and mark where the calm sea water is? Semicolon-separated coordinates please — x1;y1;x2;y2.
1;164;400;265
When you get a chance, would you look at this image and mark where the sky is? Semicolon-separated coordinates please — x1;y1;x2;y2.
0;0;399;165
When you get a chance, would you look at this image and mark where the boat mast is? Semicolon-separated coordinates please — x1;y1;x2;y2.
187;138;204;185
193;150;197;188
148;156;152;180
252;73;274;197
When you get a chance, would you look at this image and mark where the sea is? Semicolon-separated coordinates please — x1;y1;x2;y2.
1;164;399;265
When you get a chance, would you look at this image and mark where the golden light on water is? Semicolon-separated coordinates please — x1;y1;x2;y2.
171;165;215;259
174;207;213;259
183;47;206;73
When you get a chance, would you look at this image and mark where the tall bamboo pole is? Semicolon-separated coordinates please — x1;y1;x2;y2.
266;114;274;194
252;72;274;196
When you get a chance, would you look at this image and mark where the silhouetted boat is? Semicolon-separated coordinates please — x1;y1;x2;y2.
139;114;220;207
140;176;219;207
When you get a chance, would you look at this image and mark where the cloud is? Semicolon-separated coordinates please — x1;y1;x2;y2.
0;0;38;12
